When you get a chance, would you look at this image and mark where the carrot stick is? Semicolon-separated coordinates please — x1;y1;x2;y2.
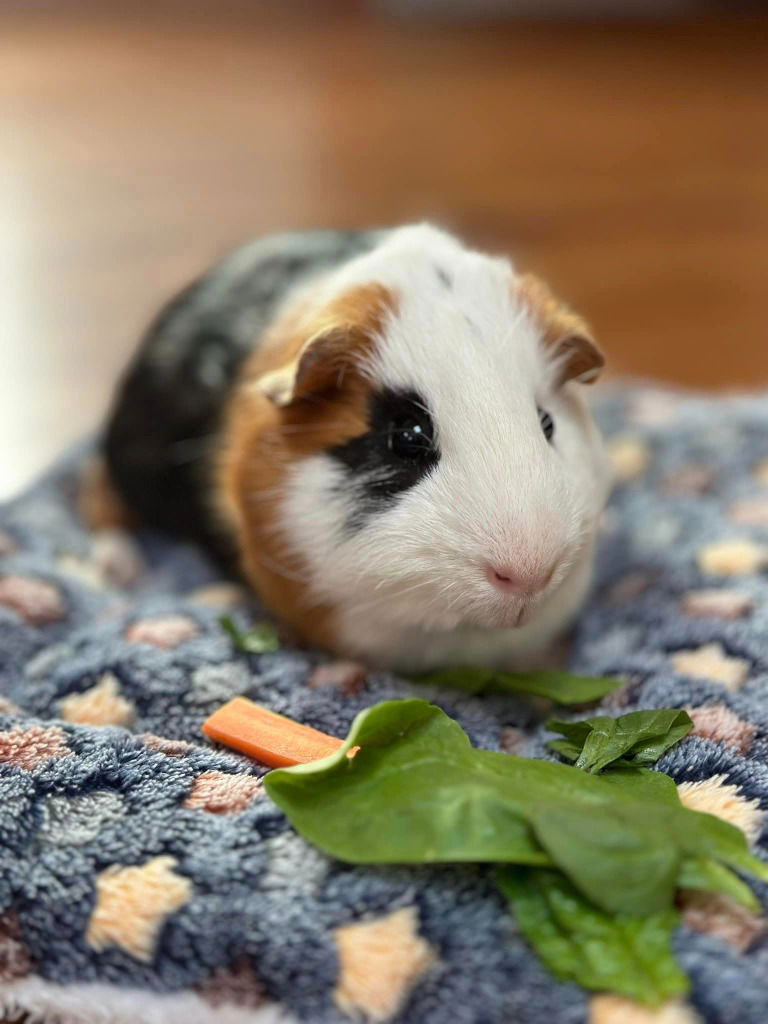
202;696;344;767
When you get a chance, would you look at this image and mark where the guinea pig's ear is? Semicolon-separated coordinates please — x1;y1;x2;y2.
253;326;356;407
518;273;604;387
254;283;394;407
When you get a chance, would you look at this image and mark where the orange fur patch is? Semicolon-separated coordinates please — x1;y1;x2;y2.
517;273;604;385
217;283;397;652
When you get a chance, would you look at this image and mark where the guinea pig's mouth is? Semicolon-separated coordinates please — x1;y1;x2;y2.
477;599;539;631
464;557;572;631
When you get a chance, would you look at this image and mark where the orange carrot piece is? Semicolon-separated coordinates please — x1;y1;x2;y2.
202;696;344;767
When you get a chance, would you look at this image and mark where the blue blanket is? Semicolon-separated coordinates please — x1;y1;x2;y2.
1;386;768;1024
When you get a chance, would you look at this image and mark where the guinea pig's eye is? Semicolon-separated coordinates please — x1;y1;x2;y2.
538;407;555;443
388;415;433;459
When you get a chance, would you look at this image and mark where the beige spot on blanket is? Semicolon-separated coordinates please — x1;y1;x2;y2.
687;704;756;754
56;553;104;589
0;910;34;982
671;643;749;691
681;589;753;620
334;906;436;1022
677;775;764;844
188;582;248;609
697;538;768;577
680;890;765;952
0;724;71;770
0;575;65;626
125;615;198;648
59;673;136;727
607;436;651;482
86;856;192;962
183;771;262;813
590;996;702;1024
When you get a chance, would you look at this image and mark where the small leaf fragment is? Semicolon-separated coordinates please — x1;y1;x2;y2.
547;709;694;773
415;667;622;704
220;615;280;654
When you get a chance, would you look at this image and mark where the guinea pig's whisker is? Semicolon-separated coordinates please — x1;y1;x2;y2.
341;576;439;616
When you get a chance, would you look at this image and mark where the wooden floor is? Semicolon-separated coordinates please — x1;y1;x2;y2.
2;6;768;498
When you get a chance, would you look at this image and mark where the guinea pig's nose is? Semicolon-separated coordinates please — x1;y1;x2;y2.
484;563;555;596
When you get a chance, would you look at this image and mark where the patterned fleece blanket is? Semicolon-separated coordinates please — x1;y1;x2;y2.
2;385;768;1024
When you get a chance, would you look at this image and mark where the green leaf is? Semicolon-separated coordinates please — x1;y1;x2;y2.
220;615;280;654
498;867;689;1007
672;804;768;886
414;667;622;704
547;710;694;773
530;802;681;915
678;857;761;912
266;699;548;866
546;738;583;762
264;700;768;916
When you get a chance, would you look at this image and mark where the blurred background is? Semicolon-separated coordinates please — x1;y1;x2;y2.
2;0;767;498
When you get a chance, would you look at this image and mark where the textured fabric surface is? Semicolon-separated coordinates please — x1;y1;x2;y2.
2;386;768;1024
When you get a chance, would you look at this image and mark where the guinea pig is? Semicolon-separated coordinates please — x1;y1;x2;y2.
102;224;612;673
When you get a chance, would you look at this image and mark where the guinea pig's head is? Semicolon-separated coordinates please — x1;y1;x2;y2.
219;225;612;655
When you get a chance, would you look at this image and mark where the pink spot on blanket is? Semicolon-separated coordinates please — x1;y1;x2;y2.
183;771;262;813
0;724;72;770
0;576;65;626
687;704;757;754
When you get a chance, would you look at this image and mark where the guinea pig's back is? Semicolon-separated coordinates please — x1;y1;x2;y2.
103;230;380;560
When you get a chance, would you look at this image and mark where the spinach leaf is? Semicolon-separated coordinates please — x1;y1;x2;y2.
264;700;768;916
530;801;681;914
547;710;693;773
414;667;621;704
498;867;689;1007
220;615;280;654
678;857;761;912
266;699;548;866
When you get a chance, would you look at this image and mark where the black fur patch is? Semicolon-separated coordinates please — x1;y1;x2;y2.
103;229;378;566
329;388;439;528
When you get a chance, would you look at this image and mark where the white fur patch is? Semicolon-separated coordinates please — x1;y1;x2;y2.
277;225;611;671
